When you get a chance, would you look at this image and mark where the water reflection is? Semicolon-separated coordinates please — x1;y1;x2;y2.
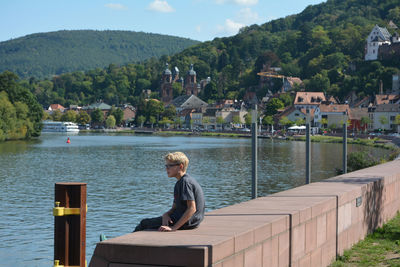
0;134;389;266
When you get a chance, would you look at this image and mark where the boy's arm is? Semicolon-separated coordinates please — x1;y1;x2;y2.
159;200;196;231
162;202;176;226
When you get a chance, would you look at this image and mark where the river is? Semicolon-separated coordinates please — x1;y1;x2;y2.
0;133;388;266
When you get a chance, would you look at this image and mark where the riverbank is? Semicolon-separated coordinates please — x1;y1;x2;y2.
330;211;400;266
83;128;400;150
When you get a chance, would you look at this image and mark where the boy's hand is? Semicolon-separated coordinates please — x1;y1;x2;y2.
162;213;173;226
158;225;176;232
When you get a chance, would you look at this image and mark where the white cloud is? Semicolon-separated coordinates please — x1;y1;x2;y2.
215;0;258;6
237;7;261;24
148;0;175;13
104;3;127;10
217;19;245;35
196;25;202;33
216;7;261;36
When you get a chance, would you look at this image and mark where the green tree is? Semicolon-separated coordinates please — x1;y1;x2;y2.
361;116;371;133
279;116;293;128
202;117;210;130
244;113;252;126
305;72;330;92
216;116;225;129
295;118;305;126
52;110;63;121
137;115;145;128
159;118;173;129
14;101;29;120
149;116;156;128
174;117;183;128
379;115;388;130
106;115;116;128
146;99;164;120
263;115;274;126
263;115;274;132
232;115;241;125
108;106;124;126
203;81;220;101
265;98;284;116
77;111;91;125
61;110;77;122
163;105;176;120
279;93;294;107
320;118;328;128
91;108;104;124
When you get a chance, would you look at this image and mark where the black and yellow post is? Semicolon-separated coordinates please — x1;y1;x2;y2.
53;183;87;267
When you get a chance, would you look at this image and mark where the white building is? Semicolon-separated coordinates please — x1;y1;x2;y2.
368;104;400;131
365;25;400;61
314;104;350;129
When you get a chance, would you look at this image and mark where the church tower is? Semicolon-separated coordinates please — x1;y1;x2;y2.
185;64;198;96
161;63;173;104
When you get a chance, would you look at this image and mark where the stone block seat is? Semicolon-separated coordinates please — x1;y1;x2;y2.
90;159;400;267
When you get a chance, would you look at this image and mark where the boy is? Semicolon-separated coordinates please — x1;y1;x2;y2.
134;151;205;232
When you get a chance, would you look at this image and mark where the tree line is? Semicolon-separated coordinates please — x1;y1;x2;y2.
0;30;199;79
2;0;400;140
0;71;42;141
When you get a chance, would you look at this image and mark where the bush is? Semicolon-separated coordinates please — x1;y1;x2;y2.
347;151;378;172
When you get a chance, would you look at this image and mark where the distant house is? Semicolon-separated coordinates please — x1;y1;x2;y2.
365;24;400;61
48;104;65;112
368;104;400;131
215;107;248;128
350;96;371;108
275;106;315;125
171;95;208;112
374;94;400;105
82;102;112;117
348;108;369;132
282;77;303;92
121;104;136;124
314;104;350;129
294;92;326;110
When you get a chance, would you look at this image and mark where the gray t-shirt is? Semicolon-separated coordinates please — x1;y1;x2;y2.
171;173;205;229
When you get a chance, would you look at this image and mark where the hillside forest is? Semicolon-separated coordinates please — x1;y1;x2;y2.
1;0;400;140
0;30;199;79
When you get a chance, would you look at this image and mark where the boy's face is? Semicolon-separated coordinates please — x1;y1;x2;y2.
165;160;181;178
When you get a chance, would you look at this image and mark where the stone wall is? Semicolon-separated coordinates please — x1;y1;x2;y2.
90;158;400;267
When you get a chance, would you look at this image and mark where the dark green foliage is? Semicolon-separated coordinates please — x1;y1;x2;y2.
4;0;400;109
0;71;42;141
347;151;379;172
0;30;199;79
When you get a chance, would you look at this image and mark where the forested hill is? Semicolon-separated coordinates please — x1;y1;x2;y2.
10;0;400;110
0;30;199;79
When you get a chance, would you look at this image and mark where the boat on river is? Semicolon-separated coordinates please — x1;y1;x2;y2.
42;120;79;133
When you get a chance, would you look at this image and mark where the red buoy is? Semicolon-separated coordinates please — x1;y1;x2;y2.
66;137;70;144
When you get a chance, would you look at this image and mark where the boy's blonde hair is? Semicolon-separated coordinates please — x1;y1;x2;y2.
164;152;189;172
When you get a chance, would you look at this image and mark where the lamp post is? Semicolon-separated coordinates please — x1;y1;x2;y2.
306;109;311;184
251;104;258;199
343;111;347;174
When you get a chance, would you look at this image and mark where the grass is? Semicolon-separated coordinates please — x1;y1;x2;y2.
330;212;400;267
288;135;397;150
155;130;244;138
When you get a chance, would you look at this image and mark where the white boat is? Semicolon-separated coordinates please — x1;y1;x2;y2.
42;121;80;133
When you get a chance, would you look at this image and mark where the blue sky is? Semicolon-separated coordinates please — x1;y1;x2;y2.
1;0;325;42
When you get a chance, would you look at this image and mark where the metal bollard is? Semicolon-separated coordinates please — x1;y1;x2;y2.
54;183;87;267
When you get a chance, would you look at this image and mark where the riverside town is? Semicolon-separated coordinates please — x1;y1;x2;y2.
1;1;400;266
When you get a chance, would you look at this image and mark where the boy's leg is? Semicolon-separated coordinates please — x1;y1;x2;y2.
134;216;163;232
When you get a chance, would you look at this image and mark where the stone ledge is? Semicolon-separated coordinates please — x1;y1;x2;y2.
90;159;400;267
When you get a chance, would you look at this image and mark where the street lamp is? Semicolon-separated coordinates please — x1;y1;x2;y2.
251;104;258;199
306;109;311;184
343;111;348;174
